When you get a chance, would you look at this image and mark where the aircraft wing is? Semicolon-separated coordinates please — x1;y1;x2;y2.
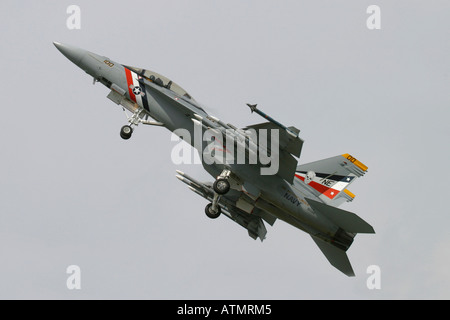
241;122;304;183
187;102;304;184
142;77;209;120
242;122;303;158
176;171;275;241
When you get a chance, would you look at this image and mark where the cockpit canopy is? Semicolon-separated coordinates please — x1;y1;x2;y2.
124;65;195;102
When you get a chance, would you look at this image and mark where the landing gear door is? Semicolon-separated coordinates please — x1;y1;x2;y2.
107;87;138;114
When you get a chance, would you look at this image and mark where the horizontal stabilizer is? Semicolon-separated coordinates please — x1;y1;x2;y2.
307;198;375;234
311;235;355;277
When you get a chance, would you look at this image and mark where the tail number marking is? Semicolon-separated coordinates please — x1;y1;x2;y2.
103;60;114;68
346;155;357;163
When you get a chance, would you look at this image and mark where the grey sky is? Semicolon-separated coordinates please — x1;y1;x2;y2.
0;0;449;299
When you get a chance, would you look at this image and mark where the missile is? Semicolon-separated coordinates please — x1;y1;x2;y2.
176;174;186;183
176;175;207;196
191;118;214;134
208;115;233;130
246;103;298;138
176;174;194;187
193;116;242;145
188;186;206;198
192;116;223;137
193;114;219;130
194;114;239;134
194;113;251;143
194;113;231;130
192;113;204;122
175;170;207;191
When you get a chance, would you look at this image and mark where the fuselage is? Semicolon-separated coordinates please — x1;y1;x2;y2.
54;42;341;243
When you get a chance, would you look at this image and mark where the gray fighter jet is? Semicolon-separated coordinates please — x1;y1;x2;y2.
54;42;374;276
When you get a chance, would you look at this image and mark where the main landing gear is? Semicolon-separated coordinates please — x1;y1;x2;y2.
205;203;221;219
213;178;230;195
204;169;232;219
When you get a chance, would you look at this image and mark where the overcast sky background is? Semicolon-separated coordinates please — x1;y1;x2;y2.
0;1;449;299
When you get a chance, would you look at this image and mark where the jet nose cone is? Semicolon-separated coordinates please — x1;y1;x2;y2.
53;41;87;66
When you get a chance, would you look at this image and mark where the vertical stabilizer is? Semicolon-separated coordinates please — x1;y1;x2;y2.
311;235;355;277
295;154;368;207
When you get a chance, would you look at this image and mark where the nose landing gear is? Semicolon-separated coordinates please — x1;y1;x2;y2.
120;125;133;140
119;106;164;140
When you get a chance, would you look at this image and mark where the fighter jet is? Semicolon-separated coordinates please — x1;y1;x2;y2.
54;42;374;276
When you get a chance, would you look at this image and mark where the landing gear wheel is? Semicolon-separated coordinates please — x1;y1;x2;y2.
205;203;221;219
213;178;230;195
120;125;133;140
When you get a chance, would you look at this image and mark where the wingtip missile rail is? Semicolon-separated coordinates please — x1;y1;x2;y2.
246;103;298;138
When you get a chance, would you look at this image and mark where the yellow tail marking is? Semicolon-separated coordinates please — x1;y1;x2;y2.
341;153;368;172
343;189;355;199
